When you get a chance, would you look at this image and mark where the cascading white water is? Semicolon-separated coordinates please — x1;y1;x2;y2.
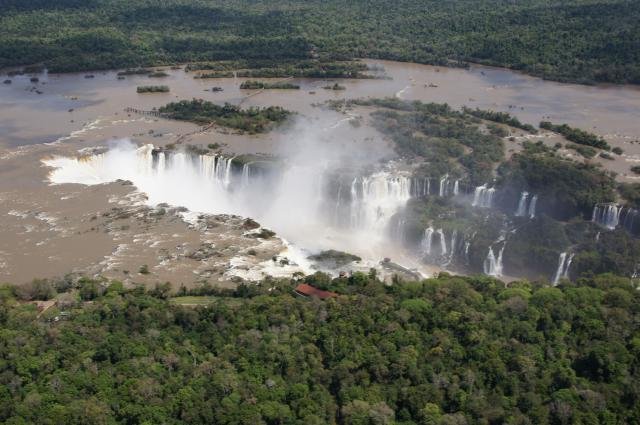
464;241;470;264
442;230;457;266
40;109;455;283
483;244;504;277
528;195;538;219
437;229;447;255
411;177;431;197
198;153;236;189
450;231;457;256
157;151;166;173
472;184;495;208
439;174;448;197
621;208;638;233
552;252;574;284
453;180;459;196
349;172;411;235
515;191;529;216
565;253;575;279
552;252;567;284
395;218;406;242
592;204;622;230
45;142;419;266
421;227;434;255
241;163;251;187
515;191;538;218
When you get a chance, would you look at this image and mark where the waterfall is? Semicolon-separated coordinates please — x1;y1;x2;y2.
333;179;343;225
515;191;537;218
44;142;421;271
348;172;411;234
349;177;359;227
222;156;235;189
241;163;251;187
157;152;166;174
483;244;504;277
552;252;567;284
515;191;529;216
565;253;575;279
439;174;448;197
453;180;460;196
139;144;154;175
395;217;406;242
450;231;457;256
421;227;434;255
552;252;574;284
411;177;431;197
621;207;639;235
443;230;457;266
437;229;447;255
528;195;538;218
464;241;470;264
472;184;495;208
198;154;236;189
592;203;622;230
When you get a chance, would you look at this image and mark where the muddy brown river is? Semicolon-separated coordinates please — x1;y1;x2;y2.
1;60;639;285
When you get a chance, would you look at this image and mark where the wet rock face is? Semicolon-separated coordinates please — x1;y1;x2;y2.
243;218;261;230
245;228;276;239
186;243;220;261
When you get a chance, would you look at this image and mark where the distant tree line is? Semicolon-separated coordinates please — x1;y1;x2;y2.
1;0;639;84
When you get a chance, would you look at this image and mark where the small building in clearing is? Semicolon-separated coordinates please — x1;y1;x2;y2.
294;283;338;300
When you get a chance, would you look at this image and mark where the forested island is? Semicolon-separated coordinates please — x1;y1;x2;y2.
240;80;300;90
136;85;169;93
1;271;639;424
158;99;291;133
1;0;639;84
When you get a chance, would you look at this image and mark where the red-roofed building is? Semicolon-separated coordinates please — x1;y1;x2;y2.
294;283;338;300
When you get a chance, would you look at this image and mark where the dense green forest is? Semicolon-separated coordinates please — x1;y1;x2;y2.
1;272;639;424
1;0;639;84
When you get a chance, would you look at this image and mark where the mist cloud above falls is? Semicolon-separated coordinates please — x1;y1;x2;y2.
42;113;412;265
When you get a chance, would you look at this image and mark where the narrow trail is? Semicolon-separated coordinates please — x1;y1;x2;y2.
174;122;216;145
237;76;294;106
124;107;214;145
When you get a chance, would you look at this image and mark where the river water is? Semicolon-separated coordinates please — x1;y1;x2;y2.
2;59;639;148
1;60;639;284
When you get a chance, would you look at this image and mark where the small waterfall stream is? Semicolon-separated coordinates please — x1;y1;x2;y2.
437;229;447;256
515;191;529;216
421;227;434;255
528;195;538;218
592;203;622;230
483;244;505;277
515;191;537;218
472;184;495;208
439;175;449;197
552;252;574;284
